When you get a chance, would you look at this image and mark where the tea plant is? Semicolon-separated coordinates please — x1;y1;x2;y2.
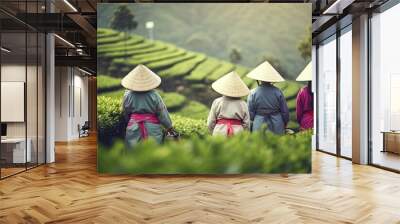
98;130;312;174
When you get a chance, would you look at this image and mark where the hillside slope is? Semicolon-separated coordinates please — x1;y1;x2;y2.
98;4;311;79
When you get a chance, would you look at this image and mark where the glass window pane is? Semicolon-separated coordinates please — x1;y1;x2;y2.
317;36;337;154
340;28;352;158
1;31;27;177
1;0;46;179
38;33;45;165
371;4;400;171
27;31;38;169
26;0;40;169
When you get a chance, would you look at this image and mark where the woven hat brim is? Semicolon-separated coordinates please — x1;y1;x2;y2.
296;62;312;81
246;61;286;82
211;72;250;97
121;64;162;91
247;73;285;82
121;76;161;91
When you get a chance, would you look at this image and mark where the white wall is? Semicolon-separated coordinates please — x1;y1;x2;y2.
54;67;89;141
55;66;69;141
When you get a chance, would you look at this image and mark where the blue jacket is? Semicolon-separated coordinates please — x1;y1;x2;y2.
247;83;289;134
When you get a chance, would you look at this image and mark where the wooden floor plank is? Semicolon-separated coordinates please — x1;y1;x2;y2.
0;135;399;224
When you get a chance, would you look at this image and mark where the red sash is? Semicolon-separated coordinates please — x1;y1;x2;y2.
216;119;242;136
128;113;160;139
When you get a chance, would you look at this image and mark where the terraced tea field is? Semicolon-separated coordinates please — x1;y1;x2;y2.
97;28;302;130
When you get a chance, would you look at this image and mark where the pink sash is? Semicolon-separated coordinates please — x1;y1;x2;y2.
216;119;242;136
128;113;160;139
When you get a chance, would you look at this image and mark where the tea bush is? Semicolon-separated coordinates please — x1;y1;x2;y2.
97;96;124;142
235;65;249;76
159;54;207;78
128;48;185;65
176;101;210;120
105;42;167;58
146;53;196;70
287;121;298;130
97;96;122;129
282;81;302;99
99;34;144;47
185;57;221;81
98;130;312;174
132;46;179;60
206;61;235;82
170;114;208;137
235;65;255;86
274;82;288;90
287;98;296;110
160;92;186;110
99;41;153;54
98;75;122;90
97;28;118;38
99;89;125;98
98;33;126;45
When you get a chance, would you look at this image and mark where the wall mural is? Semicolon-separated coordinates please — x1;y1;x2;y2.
97;3;312;174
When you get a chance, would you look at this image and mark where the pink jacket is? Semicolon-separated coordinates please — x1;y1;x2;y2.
296;86;314;130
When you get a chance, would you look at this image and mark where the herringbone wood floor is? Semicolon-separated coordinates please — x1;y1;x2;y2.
0;135;400;224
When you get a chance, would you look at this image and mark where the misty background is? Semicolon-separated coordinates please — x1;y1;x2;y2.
98;3;311;79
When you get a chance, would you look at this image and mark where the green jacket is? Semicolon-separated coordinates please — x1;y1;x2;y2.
122;90;172;147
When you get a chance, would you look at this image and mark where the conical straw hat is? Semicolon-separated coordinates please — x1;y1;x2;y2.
246;61;285;82
211;71;250;98
296;62;312;81
121;64;161;91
